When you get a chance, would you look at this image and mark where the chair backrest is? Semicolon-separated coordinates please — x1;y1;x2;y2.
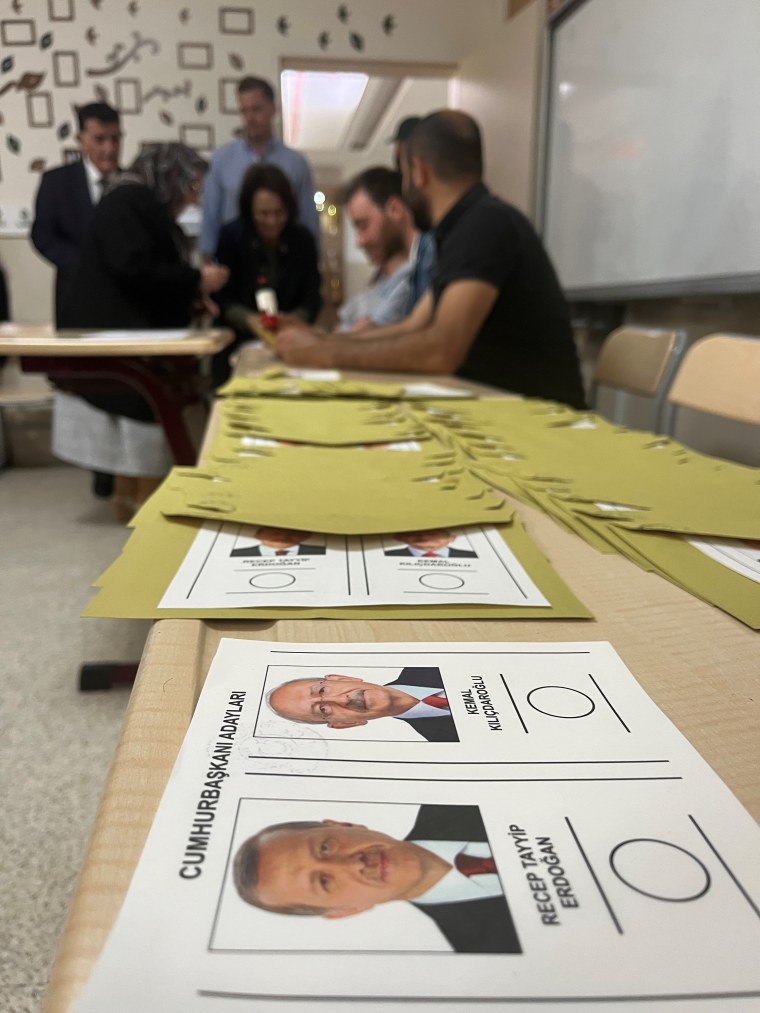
664;333;760;466
589;326;686;432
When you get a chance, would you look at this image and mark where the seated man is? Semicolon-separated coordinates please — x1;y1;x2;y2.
277;110;586;409
337;167;422;331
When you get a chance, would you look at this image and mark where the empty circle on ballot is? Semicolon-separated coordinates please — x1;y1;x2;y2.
610;838;711;902
418;573;466;590
526;685;595;719
248;572;297;589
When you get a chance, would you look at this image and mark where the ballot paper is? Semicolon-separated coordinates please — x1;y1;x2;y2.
158;524;549;610
75;640;760;1012
689;537;760;584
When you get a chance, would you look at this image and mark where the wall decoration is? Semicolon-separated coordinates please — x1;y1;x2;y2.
90;0;103;8
219;8;254;35
276;16;290;36
318;31;331;50
1;56;15;73
26;90;54;128
195;95;207;114
0;71;45;99
219;77;238;114
57;122;71;140
6;135;21;154
127;1;140;16
228;52;243;71
93;82;109;102
30;157;46;171
177;42;212;71
180;122;214;153
48;0;74;22
158;109;173;126
85;27;98;45
337;5;350;23
382;15;396;34
114;77;141;114
143;80;192;105
179;8;190;24
1;20;36;46
86;31;160;77
11;0;21;14
53;51;80;87
349;31;364;51
40;31;54;49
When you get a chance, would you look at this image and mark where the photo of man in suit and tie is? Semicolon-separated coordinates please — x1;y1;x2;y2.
384;529;477;558
266;667;458;742
231;803;520;954
230;525;326;557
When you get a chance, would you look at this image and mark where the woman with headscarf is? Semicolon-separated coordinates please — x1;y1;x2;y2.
52;143;229;511
212;162;322;384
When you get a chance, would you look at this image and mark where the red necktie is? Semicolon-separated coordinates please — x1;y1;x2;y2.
455;851;497;877
275;550;286;556
422;691;448;709
423;551;439;557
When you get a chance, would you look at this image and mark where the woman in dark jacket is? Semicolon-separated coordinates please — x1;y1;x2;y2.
213;163;322;383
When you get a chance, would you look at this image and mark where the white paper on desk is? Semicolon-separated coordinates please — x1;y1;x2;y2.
689;537;760;584
73;640;760;1011
158;523;549;610
237;436;422;453
73;328;194;342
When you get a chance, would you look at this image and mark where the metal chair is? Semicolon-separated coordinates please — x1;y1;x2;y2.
589;326;686;433
662;333;760;466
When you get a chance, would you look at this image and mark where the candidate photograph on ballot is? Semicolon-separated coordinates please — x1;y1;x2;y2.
212;799;520;954
229;524;327;558
254;664;459;742
383;528;478;559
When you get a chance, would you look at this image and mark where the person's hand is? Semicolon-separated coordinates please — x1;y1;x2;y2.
276;325;335;366
200;263;229;294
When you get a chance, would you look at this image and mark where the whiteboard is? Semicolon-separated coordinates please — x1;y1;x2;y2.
541;0;760;299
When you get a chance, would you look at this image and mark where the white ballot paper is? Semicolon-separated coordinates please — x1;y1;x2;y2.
158;524;549;610
689;537;760;584
75;640;760;1012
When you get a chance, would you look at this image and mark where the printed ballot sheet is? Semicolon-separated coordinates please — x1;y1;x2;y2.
158;524;549;610
75;641;760;1012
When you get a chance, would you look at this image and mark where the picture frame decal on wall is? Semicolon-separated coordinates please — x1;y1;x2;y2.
178;43;213;71
180;123;215;153
47;0;75;21
219;8;254;35
26;91;54;129
53;51;80;88
115;78;142;115
1;20;37;46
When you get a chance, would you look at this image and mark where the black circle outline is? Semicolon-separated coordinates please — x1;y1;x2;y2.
609;838;711;902
248;571;297;589
526;685;596;719
418;571;466;590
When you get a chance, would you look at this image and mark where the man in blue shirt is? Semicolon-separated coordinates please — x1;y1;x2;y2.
198;76;319;259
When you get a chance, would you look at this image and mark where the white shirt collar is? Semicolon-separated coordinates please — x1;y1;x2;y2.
411;839;502;905
393;683;450;719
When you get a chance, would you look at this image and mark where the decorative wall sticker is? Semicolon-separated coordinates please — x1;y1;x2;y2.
6;135;20;154
195;95;207;114
86;32;160;77
219;78;238;114
93;83;109;102
179;8;190;24
27;91;53;128
177;42;213;70
48;0;74;21
382;14;396;34
11;0;22;14
219;8;254;35
40;32;54;50
1;20;36;46
349;31;364;51
228;52;243;71
158;109;174;126
57;121;71;140
143;80;191;105
127;1;140;16
85;27;98;45
114;77;141;114
90;0;103;8
1;56;14;73
30;157;46;171
0;71;45;99
53;51;80;87
180;123;214;153
318;30;330;50
276;16;290;36
337;5;350;23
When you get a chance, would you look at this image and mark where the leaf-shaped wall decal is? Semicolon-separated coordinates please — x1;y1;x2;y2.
349;31;364;51
94;84;109;102
159;109;174;126
7;135;21;154
1;56;14;74
229;53;243;71
40;32;53;50
196;96;207;114
18;71;44;92
30;158;46;172
58;122;71;140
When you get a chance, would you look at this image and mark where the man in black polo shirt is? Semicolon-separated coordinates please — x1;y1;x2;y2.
276;110;586;408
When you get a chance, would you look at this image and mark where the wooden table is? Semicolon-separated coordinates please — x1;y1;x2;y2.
0;325;233;465
42;358;760;1012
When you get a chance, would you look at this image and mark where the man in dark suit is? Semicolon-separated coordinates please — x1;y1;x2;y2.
230;525;326;557
31;102;122;326
267;666;458;742
385;528;477;558
232;803;520;954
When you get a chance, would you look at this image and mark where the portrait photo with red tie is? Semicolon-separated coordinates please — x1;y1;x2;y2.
213;800;520;955
383;528;478;559
230;525;326;557
259;665;459;742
